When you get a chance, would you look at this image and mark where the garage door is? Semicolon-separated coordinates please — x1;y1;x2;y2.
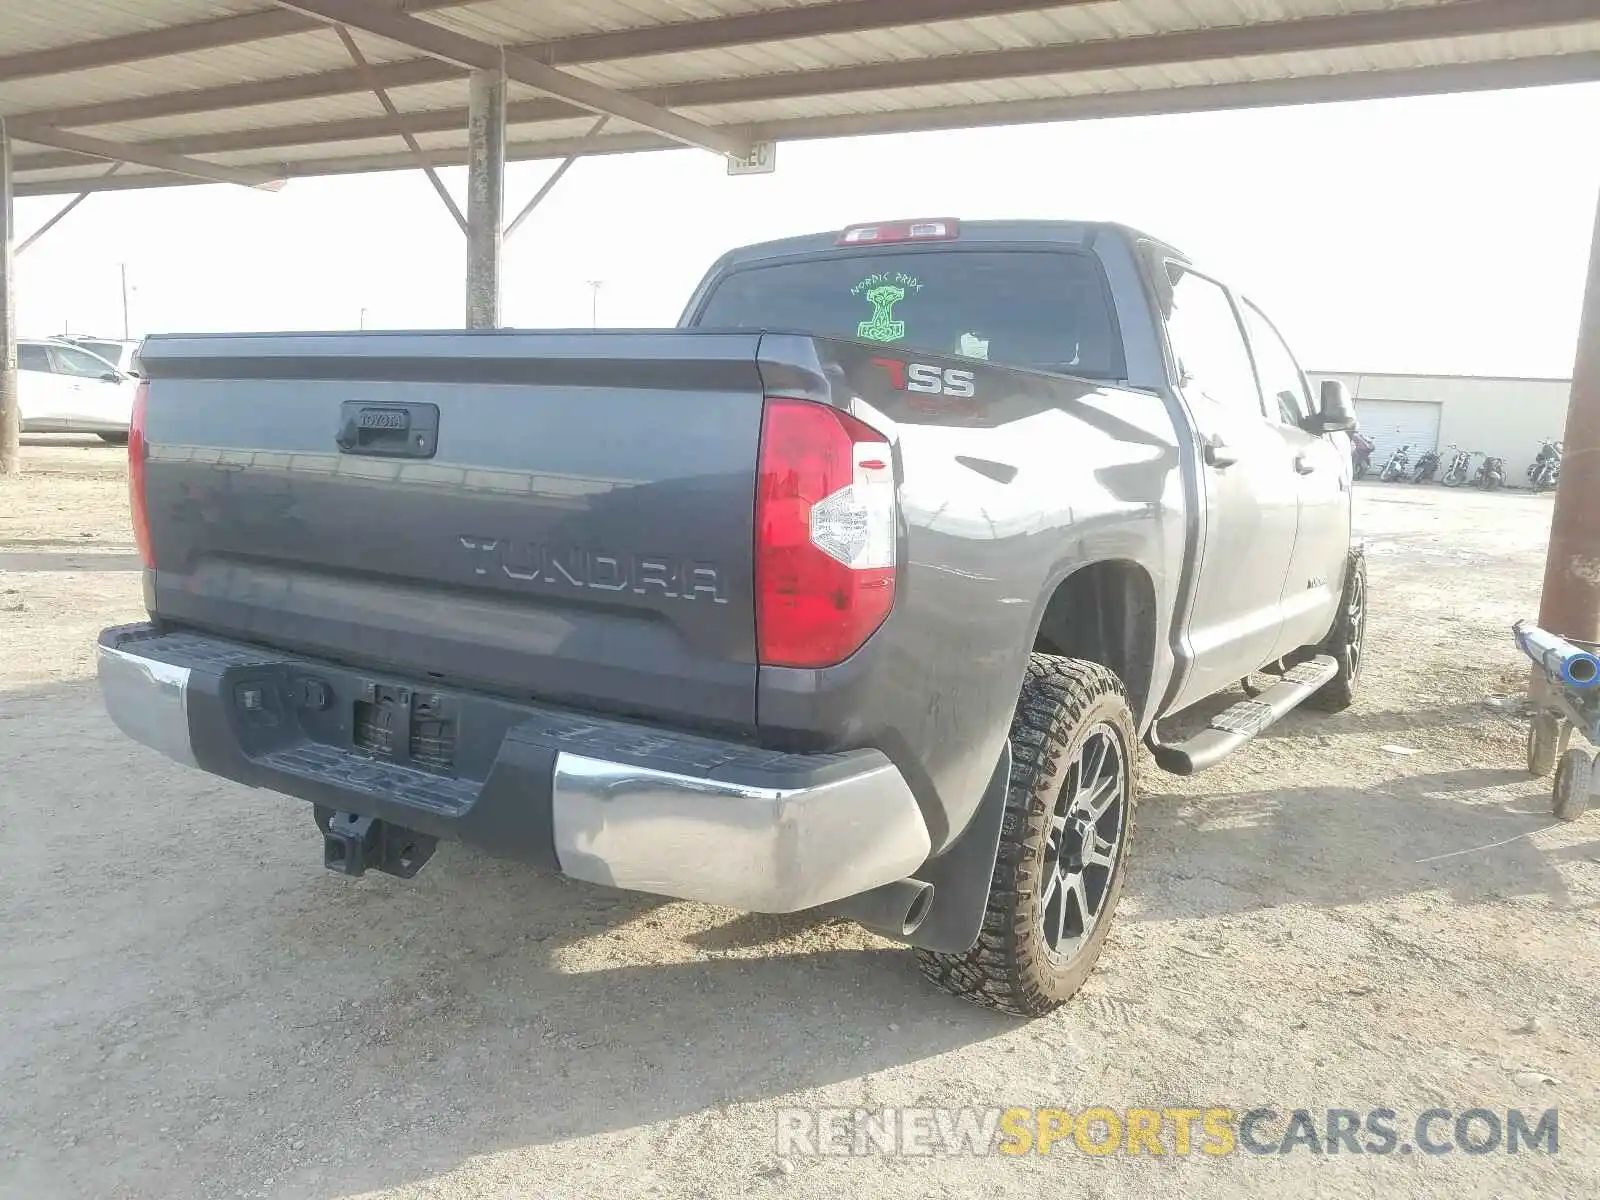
1355;398;1442;472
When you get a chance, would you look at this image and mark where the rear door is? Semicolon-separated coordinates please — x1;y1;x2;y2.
1159;264;1300;711
17;343;67;423
1240;298;1349;657
38;343;129;426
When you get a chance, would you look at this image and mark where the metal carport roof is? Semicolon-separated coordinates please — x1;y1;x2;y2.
2;0;1598;196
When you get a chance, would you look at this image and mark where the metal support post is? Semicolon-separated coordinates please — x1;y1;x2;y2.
0;124;18;477
1538;186;1600;644
465;66;505;329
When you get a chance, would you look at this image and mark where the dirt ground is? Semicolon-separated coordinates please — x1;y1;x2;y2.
2;438;1596;1199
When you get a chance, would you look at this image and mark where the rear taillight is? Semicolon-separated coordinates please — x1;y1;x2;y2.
129;380;154;569
756;399;897;668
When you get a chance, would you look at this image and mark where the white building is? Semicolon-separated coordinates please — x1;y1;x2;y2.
1308;371;1569;486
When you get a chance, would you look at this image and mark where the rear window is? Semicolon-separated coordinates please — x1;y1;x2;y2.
692;249;1122;378
78;340;122;364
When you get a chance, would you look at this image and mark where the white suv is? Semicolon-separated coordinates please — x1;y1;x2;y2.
19;338;139;442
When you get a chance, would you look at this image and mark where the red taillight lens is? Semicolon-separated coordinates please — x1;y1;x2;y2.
756;399;897;668
129;380;154;569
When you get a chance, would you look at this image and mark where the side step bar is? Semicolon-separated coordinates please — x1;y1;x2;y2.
1149;655;1339;776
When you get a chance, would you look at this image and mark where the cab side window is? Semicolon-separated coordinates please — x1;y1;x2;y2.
18;344;51;372
1242;300;1313;426
49;345;115;379
1161;264;1265;420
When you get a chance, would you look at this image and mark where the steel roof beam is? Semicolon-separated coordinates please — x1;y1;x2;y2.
0;0;479;83
274;0;751;157
16;164;122;255
668;0;1600;107
23;0;1090;130
6;120;284;189
20;49;1589;196
12;0;1597;174
503;115;610;242
334;24;466;233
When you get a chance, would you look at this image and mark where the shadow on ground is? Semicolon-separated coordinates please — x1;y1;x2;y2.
0;682;1013;1198
6;680;1596;1198
1130;766;1595;924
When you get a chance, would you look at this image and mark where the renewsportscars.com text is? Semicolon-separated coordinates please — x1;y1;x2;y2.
774;1106;1559;1158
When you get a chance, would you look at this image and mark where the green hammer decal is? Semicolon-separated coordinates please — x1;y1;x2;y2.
857;284;908;342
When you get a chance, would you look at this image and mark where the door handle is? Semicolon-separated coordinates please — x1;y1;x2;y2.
1203;438;1238;469
1294;452;1317;475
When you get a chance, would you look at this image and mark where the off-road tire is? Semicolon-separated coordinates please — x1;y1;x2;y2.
1304;551;1367;713
917;656;1136;1017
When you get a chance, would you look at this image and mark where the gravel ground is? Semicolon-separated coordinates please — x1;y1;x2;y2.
2;438;1596;1199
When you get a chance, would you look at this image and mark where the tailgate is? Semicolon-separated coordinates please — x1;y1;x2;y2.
137;330;769;731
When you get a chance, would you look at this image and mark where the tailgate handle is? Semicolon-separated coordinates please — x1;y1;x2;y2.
336;401;439;459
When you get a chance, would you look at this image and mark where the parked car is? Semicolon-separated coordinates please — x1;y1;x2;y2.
61;335;144;378
97;218;1366;1017
18;337;140;441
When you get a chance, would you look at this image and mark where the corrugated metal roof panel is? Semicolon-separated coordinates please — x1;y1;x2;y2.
427;0;792;44
564;0;1477;91
79;93;389;143
0;30;355;114
0;1;260;58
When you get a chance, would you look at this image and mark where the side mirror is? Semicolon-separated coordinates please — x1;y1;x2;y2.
1305;379;1357;434
100;370;123;383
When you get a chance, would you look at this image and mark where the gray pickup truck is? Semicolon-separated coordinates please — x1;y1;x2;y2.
98;218;1364;1016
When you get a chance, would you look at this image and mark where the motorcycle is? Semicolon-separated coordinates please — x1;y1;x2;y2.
1350;432;1375;481
1378;444;1411;483
1528;439;1562;492
1410;446;1441;484
1474;454;1507;491
1441;445;1475;488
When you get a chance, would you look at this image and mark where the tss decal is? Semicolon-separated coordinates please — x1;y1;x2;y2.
871;357;976;398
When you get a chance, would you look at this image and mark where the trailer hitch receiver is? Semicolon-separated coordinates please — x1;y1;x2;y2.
321;810;438;879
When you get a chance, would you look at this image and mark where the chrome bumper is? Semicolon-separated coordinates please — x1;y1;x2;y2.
551;753;930;911
98;638;197;768
96;629;931;913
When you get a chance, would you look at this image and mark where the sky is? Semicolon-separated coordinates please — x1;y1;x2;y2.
12;80;1600;379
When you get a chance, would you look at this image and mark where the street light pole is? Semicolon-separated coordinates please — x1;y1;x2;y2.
120;262;130;341
587;279;603;328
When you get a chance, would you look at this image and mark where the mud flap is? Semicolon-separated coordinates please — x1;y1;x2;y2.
903;743;1011;955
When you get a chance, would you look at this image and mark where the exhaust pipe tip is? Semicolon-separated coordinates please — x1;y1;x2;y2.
827;878;935;940
900;881;935;936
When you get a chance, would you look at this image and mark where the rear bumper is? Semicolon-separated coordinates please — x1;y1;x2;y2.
96;624;931;912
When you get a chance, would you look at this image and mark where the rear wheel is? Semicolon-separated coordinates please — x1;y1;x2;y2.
918;656;1135;1017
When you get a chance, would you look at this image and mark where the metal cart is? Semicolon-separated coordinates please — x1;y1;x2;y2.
1516;621;1600;822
